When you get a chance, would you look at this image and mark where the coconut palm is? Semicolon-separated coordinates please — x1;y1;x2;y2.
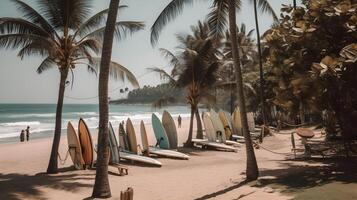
151;34;220;146
0;0;143;173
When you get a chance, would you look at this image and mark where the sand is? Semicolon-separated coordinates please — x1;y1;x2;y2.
1;118;355;200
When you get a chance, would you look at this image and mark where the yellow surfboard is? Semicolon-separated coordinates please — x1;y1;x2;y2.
232;106;242;136
218;111;232;139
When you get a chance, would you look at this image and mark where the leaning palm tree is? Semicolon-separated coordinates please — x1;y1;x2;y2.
0;0;143;173
151;37;220;147
150;0;275;181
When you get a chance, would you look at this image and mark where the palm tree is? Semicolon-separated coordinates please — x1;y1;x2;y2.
293;0;297;9
92;0;123;197
151;32;220;146
218;24;259;111
227;0;258;180
150;0;275;181
252;0;278;125
0;0;143;173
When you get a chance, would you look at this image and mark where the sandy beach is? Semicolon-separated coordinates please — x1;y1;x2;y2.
3;117;354;200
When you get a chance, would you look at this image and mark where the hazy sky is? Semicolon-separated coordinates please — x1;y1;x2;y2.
0;0;291;104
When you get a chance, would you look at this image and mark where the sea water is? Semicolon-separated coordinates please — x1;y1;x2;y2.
0;104;190;143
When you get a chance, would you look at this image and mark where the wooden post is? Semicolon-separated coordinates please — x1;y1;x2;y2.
120;187;134;200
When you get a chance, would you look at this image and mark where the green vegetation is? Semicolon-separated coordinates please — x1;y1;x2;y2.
263;0;357;140
110;84;185;105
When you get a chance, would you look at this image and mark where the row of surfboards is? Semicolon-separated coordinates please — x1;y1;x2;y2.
66;111;190;168
66;108;259;168
191;107;261;150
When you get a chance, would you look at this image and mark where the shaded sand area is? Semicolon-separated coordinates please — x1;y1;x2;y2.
1;119;357;199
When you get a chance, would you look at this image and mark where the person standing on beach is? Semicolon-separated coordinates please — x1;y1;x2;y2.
20;130;25;142
178;115;182;128
26;126;30;141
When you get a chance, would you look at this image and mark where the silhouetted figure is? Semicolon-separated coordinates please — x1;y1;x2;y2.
26;126;30;141
20;130;25;142
178;115;182;128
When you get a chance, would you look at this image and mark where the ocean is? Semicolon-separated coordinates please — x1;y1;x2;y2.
0;104;191;143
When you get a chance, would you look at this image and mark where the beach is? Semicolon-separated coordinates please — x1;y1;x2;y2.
1;116;342;200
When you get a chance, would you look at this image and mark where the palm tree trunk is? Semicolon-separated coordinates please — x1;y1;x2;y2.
195;107;203;139
47;69;68;174
185;104;195;147
253;0;266;125
293;0;297;9
92;0;120;198
228;0;259;181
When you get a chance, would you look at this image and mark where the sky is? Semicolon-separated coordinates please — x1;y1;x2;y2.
0;0;292;104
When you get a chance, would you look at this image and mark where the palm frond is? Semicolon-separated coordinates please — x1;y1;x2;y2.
0;18;51;37
147;67;177;84
207;0;229;38
74;5;128;38
91;58;139;88
256;0;278;21
150;0;193;46
18;41;55;59
38;0;92;29
85;21;145;42
0;34;53;50
10;0;57;37
75;38;102;55
37;57;56;73
159;48;179;68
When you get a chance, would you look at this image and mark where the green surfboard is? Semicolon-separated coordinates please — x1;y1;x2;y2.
151;113;170;149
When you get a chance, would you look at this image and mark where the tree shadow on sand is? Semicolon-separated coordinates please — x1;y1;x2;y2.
255;158;357;199
194;180;249;200
0;167;93;200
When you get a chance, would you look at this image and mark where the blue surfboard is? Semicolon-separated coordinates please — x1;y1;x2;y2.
151;113;170;149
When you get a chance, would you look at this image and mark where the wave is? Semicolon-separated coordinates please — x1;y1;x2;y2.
0;121;41;127
8;111;98;119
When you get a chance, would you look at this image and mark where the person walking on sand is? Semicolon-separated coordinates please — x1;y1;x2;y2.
20;130;25;142
178;115;182;128
26;126;30;141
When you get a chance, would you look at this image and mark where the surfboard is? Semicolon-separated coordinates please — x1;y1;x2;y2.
140;120;150;156
210;110;226;143
202;112;216;142
78;118;94;168
141;120;189;159
192;138;238;152
120;151;162;167
151;113;170;149
67;122;84;170
162;110;178;149
108;122;120;164
126;118;138;154
232;106;242;136
218;110;232;139
148;147;189;159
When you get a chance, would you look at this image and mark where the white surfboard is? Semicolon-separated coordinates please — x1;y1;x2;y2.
210;110;226;143
148;147;189;159
192;138;238;152
119;151;162;167
202;112;216;142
